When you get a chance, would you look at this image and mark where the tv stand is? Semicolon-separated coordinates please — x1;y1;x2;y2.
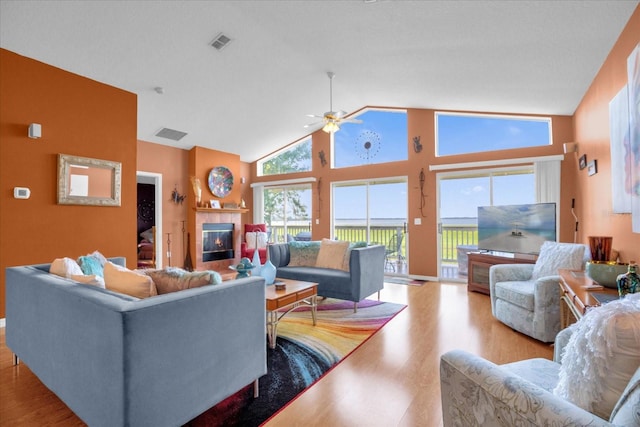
467;252;536;295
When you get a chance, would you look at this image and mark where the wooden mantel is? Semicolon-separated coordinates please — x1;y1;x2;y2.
193;207;249;214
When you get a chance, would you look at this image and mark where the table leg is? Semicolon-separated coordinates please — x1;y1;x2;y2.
311;295;317;326
267;310;278;349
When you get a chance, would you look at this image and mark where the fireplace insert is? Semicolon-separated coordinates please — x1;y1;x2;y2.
202;223;234;262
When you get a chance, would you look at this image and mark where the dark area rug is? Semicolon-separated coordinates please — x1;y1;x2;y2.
184;299;406;427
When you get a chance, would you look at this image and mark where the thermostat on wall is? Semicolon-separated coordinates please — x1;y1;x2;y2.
14;187;31;199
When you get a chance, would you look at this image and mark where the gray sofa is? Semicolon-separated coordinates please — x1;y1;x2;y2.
5;258;267;427
268;242;385;311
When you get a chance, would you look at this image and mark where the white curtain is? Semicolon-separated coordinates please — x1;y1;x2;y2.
534;159;561;240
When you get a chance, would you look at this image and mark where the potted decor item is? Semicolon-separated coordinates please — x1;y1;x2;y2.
617;261;639;297
585;261;629;288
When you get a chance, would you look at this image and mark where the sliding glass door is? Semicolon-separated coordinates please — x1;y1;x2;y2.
332;178;408;275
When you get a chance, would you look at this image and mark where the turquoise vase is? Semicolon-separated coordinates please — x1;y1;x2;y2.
617;261;639;297
252;249;262;276
259;246;276;285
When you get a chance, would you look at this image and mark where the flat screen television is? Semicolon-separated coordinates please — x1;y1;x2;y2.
477;203;557;255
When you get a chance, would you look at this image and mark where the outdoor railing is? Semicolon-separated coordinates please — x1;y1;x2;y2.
267;224;478;264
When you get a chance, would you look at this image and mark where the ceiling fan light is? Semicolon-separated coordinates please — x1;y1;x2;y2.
323;121;340;133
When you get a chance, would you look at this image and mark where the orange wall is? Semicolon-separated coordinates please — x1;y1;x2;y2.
574;6;640;263
0;49;138;318
251;109;574;278
137;140;190;268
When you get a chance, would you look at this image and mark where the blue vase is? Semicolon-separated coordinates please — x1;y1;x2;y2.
617;262;639;297
260;259;276;285
252;249;262;276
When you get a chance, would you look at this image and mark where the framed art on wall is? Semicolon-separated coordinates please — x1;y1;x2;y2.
579;154;587;170
588;160;598;176
210;200;221;209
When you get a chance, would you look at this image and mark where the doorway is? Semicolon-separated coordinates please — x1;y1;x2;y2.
332;177;408;275
136;172;163;269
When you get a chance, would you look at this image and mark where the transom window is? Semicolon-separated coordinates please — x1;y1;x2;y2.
258;136;312;177
333;108;408;168
435;112;552;157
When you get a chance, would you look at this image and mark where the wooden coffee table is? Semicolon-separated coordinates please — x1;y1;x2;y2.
265;278;318;349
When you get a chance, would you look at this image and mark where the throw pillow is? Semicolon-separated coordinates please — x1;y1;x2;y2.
144;267;222;294
341;241;368;272
245;232;269;250
70;274;106;288
77;250;108;277
140;228;154;243
288;241;321;267
316;239;350;270
104;262;158;298
531;242;585;280
50;257;84;278
553;293;640;419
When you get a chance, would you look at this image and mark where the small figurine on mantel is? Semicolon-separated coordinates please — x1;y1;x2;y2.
240;198;246;209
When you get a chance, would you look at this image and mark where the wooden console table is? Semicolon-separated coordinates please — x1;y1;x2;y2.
467;252;536;295
558;269;619;329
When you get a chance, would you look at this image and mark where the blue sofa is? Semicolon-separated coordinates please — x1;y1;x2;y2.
5;258;267;427
268;242;385;311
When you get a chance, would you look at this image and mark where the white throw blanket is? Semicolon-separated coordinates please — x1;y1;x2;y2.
554;293;640;419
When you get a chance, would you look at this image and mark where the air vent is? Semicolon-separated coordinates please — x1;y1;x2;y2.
210;32;232;51
155;128;188;141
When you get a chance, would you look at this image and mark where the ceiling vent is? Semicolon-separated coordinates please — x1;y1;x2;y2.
210;32;232;51
155;127;188;141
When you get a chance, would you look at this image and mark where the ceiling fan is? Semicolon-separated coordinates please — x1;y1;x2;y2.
305;71;362;133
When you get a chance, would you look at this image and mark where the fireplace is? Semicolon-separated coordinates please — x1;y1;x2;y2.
202;223;234;262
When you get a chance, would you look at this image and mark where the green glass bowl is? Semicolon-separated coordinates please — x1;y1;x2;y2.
585;261;629;289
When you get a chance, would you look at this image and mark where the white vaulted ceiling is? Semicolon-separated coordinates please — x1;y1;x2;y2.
1;1;637;162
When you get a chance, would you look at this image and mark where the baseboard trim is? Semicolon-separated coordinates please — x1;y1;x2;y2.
409;274;437;281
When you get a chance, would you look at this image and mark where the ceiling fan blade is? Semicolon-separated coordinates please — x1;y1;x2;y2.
342;118;363;124
304;120;324;129
306;114;324;118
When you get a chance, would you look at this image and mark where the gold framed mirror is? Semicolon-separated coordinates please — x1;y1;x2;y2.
57;154;122;206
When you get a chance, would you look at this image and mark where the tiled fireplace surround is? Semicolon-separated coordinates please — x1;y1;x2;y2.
194;209;244;272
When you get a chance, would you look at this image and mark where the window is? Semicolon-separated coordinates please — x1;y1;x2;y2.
333;109;408;168
258;136;312;176
436;112;552;157
262;184;312;243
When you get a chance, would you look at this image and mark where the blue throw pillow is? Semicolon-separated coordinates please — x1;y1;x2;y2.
77;255;104;277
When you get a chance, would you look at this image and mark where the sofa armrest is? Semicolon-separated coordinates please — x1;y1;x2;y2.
440;349;610;427
489;263;535;285
349;244;385;300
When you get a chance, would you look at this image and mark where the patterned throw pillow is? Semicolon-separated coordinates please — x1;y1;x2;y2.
531;242;585;280
77;250;109;277
288;241;321;267
316;239;350;270
144;267;222;294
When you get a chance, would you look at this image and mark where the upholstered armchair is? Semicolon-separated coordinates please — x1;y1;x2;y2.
440;294;640;426
240;223;268;264
489;241;590;342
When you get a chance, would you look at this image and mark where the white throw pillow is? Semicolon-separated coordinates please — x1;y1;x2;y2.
553;293;640;419
71;274;106;288
50;257;84;278
315;239;350;270
104;262;157;298
245;232;268;249
531;241;585;280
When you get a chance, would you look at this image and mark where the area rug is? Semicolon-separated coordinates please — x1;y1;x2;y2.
184;298;406;427
384;276;427;286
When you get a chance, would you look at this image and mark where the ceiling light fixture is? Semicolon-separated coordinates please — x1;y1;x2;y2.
322;121;340;133
210;32;232;51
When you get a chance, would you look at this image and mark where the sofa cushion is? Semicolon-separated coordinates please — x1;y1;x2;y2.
276;266;351;293
50;257;84;278
104;262;158;298
494;280;535;311
553;293;640;419
532;242;585;280
288;241;321;267
144;267;222;294
316;239;349;270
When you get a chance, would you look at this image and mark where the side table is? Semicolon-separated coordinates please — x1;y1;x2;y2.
265;278;318;349
558;269;619;329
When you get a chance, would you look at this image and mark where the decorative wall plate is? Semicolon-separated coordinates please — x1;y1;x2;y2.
208;166;234;198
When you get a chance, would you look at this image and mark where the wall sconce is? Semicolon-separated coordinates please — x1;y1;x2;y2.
28;123;42;139
563;142;578;154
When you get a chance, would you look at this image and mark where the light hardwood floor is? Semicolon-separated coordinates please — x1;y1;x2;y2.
0;280;553;426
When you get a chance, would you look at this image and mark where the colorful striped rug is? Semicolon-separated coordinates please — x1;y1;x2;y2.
185;298;406;427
